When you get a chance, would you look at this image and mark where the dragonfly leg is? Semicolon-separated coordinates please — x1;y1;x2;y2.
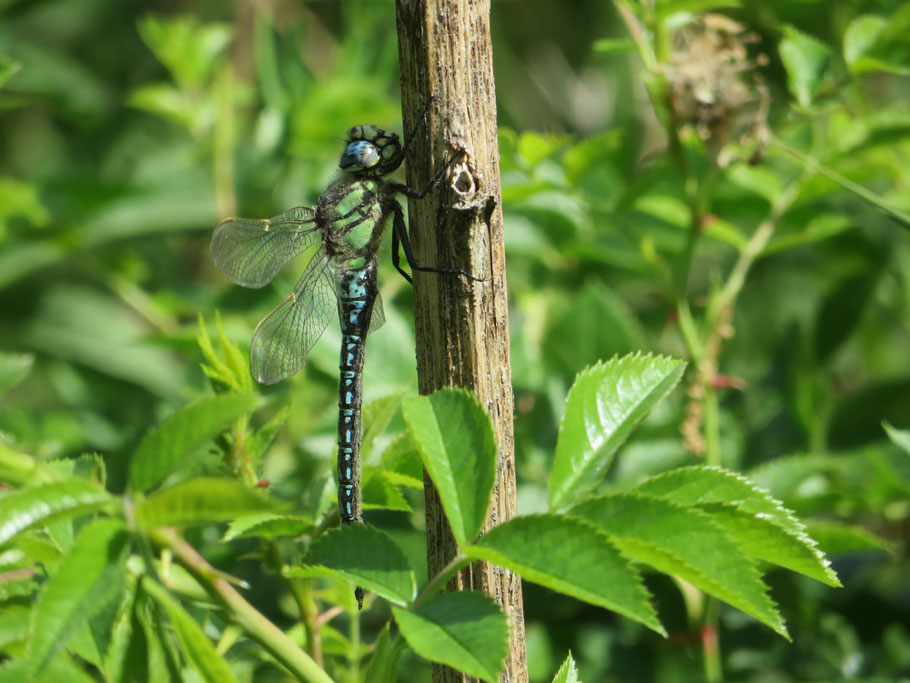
388;199;484;282
393;148;466;200
390;218;414;285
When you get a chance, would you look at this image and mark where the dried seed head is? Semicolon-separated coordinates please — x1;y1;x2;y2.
663;14;770;166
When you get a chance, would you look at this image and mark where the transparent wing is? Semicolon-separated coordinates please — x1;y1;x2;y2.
250;255;337;384
211;207;320;288
368;292;385;333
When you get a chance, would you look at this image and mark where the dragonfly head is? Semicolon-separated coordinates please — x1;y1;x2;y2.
339;125;404;177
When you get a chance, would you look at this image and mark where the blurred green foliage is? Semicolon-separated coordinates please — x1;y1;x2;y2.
1;0;910;681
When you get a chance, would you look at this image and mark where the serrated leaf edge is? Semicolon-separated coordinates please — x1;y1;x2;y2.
638;465;838;585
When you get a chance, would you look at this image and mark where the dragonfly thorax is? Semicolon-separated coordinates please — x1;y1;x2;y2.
318;177;387;264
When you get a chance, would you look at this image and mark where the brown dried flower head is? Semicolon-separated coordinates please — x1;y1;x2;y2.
663;13;770;166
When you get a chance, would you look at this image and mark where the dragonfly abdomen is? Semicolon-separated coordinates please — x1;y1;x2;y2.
336;261;379;527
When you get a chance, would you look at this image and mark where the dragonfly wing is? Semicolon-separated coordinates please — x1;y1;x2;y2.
368;292;385;333
250;255;337;384
212;207;320;288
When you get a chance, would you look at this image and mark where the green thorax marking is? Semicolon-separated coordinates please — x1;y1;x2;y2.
323;178;385;256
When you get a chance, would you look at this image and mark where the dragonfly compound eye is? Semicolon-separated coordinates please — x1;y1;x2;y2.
339;140;380;170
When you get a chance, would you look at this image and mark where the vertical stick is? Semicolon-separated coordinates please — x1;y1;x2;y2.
395;1;528;681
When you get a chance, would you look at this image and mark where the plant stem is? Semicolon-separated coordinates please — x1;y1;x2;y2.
266;539;323;667
703;385;721;467
150;527;331;683
708;180;802;326
694;177;804;675
396;0;527;678
771;135;910;227
702;600;722;682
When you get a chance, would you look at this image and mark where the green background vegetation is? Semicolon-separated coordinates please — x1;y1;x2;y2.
1;0;909;680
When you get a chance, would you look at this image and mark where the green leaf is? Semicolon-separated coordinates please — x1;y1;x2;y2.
569;494;789;638
844;15;890;74
0;177;49;231
70;453;107;487
65;615;103;670
392;592;508;682
764;214;854;254
464;514;664;634
135;478;274;529
141;578;239;683
14;533;62;564
198;312;253;395
844;8;910;76
829;378;910;448
0;656;97;683
379;431;424;487
591;38;634;54
726;163;784;204
290;524;415;606
805;519;893;554
655;0;740;18
27;519;130;676
636;466;806;535
85;580;127;674
0;576;38;601
222;513;314;541
361;468;411;512
747;454;843;500
0;241;65;292
884;421;910;456
562;129;623;186
0;443;43;488
402;388;497;544
137;15;232;89
779;25;834;108
129;393;256;492
815;267;881;362
0;479;112;545
23;286;184;397
543;285;647;379
0;605;29;650
365;626;406;683
121;597;151;683
247;405;289;465
361;390;407;460
0;57;21;87
517;131;570;167
128;84;195;130
550;353;686;510
0;352;33;394
105;593;150;683
635;465;837;588
698;502;840;586
551;652;579;683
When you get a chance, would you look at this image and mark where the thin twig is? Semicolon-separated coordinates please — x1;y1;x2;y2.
150;527;332;683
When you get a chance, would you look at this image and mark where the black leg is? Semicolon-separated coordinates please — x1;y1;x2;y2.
388;146;466;200
387;200;484;282
390;215;413;284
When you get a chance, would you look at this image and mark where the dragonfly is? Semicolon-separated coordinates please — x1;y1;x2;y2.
211;122;476;607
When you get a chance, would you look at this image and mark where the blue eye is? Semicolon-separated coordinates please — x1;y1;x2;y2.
340;141;379;169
